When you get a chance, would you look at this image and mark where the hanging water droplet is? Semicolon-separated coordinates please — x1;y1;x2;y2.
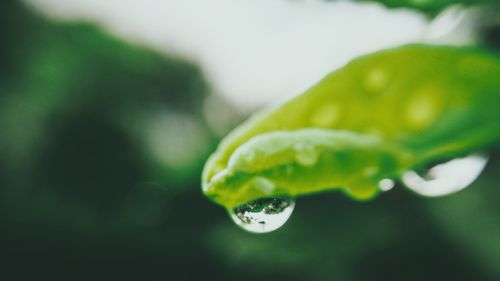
378;178;395;192
230;197;295;233
294;143;319;167
402;153;488;197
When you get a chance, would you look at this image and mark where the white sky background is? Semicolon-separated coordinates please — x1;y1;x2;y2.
24;0;476;110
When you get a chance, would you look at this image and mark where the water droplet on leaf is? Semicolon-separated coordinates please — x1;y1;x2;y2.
363;166;379;177
345;184;379;200
310;103;341;127
294;143;319;167
402;154;488;197
405;89;442;130
364;68;388;92
230;197;295;233
253;177;276;194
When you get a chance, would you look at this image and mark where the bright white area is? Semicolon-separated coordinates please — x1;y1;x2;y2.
24;0;476;110
402;154;489;197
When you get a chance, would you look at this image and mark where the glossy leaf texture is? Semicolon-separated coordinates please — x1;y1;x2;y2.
202;45;500;209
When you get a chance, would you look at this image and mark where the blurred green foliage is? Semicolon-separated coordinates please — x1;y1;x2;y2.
2;1;500;281
0;0;212;226
357;0;500;16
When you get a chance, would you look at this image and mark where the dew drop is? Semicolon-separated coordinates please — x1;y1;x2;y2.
378;178;395;192
253;177;276;195
310;103;341;127
405;89;441;130
230;197;295;233
294;143;319;167
364;68;388;92
363;166;379;177
402;154;488;197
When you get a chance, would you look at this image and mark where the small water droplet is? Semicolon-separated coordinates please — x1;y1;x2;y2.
310;103;341;127
378;178;395;192
363;166;379;177
294;143;319;167
405;89;442;130
253;177;276;194
364;68;388;92
230;197;295;233
345;184;379;200
402;154;488;197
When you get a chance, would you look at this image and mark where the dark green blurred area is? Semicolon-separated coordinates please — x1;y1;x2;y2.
2;1;500;280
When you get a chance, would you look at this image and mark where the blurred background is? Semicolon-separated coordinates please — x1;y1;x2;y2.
1;0;500;280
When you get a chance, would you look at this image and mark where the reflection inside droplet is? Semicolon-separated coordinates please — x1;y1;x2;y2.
402;154;488;197
230;197;295;233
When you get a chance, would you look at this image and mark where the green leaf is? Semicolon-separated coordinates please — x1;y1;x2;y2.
202;45;500;209
357;0;499;16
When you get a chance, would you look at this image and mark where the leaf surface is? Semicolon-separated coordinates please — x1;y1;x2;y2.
202;45;500;209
